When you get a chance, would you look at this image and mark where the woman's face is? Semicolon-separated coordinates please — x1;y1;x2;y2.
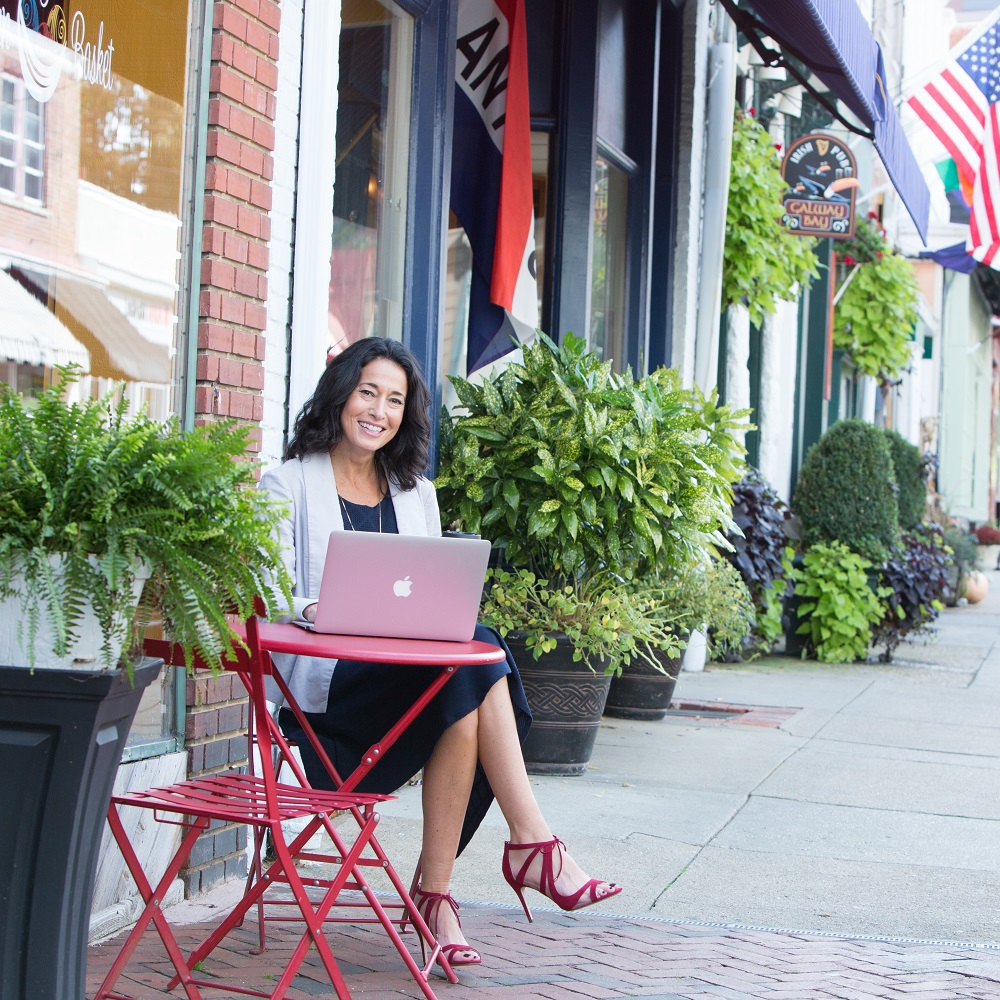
338;357;408;459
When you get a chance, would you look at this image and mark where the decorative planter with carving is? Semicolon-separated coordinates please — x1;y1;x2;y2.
604;649;682;721
507;634;612;776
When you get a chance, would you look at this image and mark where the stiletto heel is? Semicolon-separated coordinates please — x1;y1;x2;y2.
412;886;482;967
502;836;622;923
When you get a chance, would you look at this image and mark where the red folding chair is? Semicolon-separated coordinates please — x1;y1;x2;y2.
93;616;455;1000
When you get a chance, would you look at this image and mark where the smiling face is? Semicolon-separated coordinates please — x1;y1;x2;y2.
337;357;408;461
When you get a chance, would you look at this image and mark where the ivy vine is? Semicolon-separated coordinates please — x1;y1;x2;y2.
833;217;920;382
722;111;820;327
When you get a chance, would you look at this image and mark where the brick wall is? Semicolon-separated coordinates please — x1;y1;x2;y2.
183;673;252;894
184;0;282;895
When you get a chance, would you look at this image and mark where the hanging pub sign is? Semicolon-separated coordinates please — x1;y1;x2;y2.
781;133;859;238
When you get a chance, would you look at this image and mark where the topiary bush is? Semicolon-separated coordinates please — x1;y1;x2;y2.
792;418;900;562
884;429;926;530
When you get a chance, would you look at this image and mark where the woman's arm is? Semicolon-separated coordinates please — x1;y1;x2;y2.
259;465;318;620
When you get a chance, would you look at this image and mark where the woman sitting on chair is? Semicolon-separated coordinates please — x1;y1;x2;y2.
260;337;621;968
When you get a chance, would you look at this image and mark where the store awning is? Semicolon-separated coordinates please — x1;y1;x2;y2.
0;270;90;369
15;271;171;384
726;0;931;243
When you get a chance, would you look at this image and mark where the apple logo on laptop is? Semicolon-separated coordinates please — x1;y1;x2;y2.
393;576;413;597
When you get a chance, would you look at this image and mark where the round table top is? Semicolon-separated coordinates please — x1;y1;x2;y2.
247;620;508;666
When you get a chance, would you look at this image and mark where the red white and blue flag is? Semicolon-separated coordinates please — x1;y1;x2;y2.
451;0;538;373
907;11;1000;269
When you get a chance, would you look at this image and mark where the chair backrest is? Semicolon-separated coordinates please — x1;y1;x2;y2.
143;617;286;816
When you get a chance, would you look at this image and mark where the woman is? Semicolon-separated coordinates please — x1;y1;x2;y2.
260;337;620;967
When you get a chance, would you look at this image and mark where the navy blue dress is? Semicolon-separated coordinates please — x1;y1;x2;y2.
278;494;532;855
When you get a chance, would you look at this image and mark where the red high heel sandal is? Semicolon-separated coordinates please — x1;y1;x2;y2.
502;836;622;922
412;887;482;967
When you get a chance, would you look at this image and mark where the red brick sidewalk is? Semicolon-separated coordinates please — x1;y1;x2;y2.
87;902;1000;1000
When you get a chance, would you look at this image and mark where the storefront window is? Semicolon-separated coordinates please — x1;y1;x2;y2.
0;1;196;757
327;0;413;359
590;156;628;369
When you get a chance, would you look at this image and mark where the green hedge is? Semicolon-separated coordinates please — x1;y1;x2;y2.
883;429;925;530
793;418;899;560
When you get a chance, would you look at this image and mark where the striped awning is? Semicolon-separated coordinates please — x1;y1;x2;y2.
13;270;171;384
0;269;90;369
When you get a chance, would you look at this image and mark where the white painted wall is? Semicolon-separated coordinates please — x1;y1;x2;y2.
758;295;800;501
724;303;750;449
669;0;711;389
261;0;306;471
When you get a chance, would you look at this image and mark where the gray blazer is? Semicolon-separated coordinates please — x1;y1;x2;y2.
259;452;442;712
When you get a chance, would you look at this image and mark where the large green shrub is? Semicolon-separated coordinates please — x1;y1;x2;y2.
884;429;925;530
436;332;747;584
792;418;899;561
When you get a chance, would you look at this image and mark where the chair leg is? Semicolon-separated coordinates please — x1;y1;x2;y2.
95;805;209;1000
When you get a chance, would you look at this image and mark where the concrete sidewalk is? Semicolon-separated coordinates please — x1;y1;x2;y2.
87;569;1000;998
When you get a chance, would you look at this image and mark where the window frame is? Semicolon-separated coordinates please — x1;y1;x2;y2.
0;75;45;205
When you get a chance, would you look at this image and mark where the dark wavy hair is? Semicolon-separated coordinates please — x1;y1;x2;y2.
285;338;432;491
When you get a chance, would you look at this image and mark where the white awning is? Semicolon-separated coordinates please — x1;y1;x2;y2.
0;270;90;369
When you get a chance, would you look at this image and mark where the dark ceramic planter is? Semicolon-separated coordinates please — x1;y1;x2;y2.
0;657;161;1000
507;634;612;776
603;649;682;721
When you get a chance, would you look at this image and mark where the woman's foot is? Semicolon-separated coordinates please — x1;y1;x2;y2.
412;886;482;967
502;837;622;922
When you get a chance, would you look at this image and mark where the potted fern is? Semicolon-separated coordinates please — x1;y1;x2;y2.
0;368;290;1000
436;333;746;772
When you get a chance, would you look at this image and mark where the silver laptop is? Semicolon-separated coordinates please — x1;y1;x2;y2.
303;532;492;641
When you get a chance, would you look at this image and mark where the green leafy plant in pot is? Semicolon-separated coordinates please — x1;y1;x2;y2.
436;333;747;768
0;368;291;1000
606;556;755;719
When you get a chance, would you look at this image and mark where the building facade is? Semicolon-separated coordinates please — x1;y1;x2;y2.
1;0;969;937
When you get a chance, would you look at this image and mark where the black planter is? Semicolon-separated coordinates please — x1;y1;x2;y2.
0;657;161;1000
507;634;612;776
603;649;682;721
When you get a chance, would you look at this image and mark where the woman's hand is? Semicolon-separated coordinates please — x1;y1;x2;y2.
303;603;318;623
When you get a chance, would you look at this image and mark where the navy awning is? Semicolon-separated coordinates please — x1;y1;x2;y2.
732;0;931;243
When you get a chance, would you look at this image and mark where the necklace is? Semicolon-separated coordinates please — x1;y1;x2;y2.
339;493;383;533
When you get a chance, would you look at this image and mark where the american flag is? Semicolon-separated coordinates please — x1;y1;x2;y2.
908;12;1000;268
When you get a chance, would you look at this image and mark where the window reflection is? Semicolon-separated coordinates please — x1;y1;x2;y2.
442;132;548;408
590;157;628;370
0;76;44;201
327;0;413;361
0;2;188;420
